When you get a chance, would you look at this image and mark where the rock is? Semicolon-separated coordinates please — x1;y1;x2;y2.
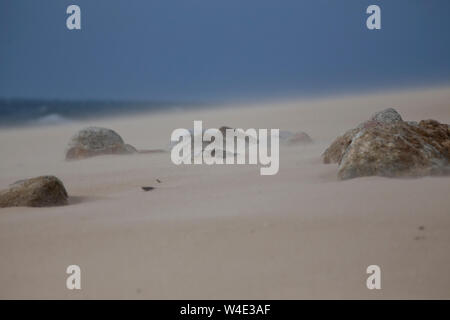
286;131;313;145
322;128;359;164
170;126;311;159
338;121;450;179
322;108;403;164
0;176;68;208
170;126;257;159
369;107;403;124
323;108;403;164
278;130;295;140
137;149;166;154
323;108;450;179
218;126;233;136
407;121;419;127
66;127;137;160
272;130;313;147
124;144;138;153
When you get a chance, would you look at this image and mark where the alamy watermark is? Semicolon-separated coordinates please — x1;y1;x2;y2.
170;121;280;175
366;265;381;290
66;264;81;290
65;4;381;31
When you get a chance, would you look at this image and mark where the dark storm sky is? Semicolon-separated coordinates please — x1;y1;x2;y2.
1;0;450;101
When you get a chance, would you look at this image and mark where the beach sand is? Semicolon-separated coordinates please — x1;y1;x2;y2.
1;86;450;299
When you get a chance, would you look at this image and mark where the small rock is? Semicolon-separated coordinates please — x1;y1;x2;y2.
370;107;403;124
141;186;155;192
124;144;138;153
407;121;419;127
286;131;313;145
137;149;166;154
0;176;68;208
218;126;233;136
170;126;258;160
65;127;137;160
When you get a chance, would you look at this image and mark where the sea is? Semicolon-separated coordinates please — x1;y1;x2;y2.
0;99;200;127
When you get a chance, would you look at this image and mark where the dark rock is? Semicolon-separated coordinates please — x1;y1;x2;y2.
0;176;68;208
322;128;359;164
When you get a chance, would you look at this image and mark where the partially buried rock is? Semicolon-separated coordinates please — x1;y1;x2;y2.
66;127;137;160
0;176;68;208
323;108;450;179
277;130;313;146
286;131;313;145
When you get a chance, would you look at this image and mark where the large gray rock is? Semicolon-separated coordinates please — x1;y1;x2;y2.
66;127;137;160
0;176;68;208
323;108;450;180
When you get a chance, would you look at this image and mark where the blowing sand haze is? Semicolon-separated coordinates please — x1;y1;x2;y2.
1;86;450;299
2;1;450;306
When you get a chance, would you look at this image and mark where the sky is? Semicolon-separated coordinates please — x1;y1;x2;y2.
1;0;450;101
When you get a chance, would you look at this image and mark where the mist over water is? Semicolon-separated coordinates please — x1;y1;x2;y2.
0;99;200;127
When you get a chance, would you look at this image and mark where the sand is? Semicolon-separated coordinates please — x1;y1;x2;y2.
1;86;450;299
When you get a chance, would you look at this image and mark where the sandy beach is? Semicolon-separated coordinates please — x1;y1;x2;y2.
1;86;450;299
